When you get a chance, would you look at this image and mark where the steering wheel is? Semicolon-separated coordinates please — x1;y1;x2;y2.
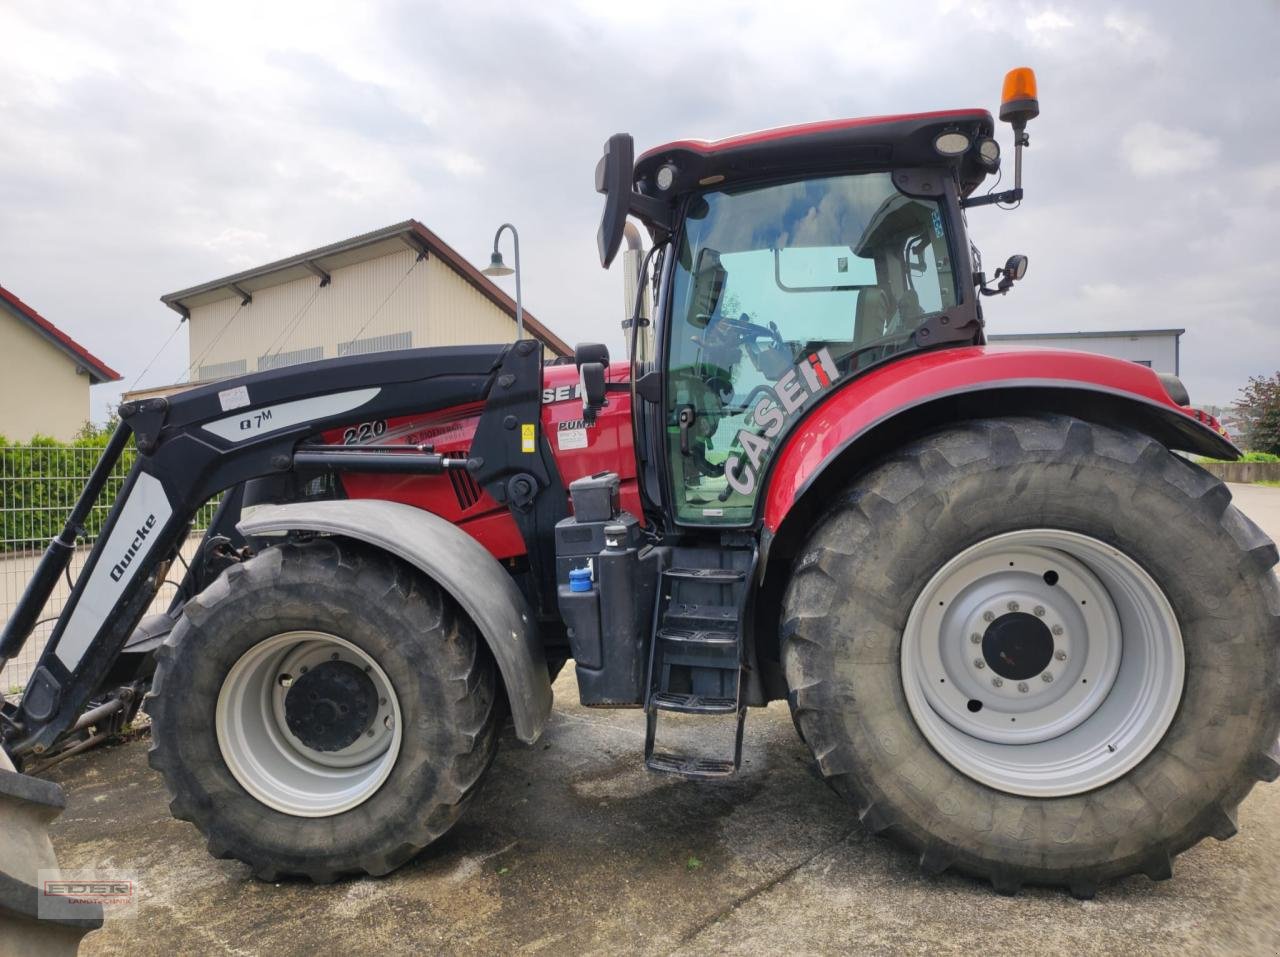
717;313;783;349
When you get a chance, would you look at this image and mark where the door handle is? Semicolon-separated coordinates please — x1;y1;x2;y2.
677;405;696;456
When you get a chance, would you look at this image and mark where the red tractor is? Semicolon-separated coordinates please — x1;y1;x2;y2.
2;68;1277;900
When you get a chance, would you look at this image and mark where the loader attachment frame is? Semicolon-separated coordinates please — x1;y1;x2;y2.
0;340;560;756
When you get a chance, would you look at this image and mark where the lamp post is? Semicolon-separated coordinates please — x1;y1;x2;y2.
481;223;523;341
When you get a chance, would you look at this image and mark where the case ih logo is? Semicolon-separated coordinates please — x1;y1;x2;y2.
109;514;157;581
725;348;840;496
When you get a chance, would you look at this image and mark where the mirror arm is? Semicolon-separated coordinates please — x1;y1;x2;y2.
627;192;674;232
962;187;1023;209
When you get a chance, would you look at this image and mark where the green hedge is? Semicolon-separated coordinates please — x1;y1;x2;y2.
0;429;135;552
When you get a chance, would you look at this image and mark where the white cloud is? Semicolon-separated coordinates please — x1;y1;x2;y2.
1026;9;1074;46
1121;121;1221;177
0;0;1276;414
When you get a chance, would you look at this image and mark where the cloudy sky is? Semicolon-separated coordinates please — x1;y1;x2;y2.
1;0;1276;420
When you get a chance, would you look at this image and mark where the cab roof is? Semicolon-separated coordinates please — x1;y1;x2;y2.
634;109;994;199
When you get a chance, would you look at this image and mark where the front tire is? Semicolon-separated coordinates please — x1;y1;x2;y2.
147;538;500;882
782;415;1280;895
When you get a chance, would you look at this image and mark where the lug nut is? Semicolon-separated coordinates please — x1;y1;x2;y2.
983;611;995;623
279;674;293;688
974;659;986;669
992;677;1004;688
1041;673;1054;683
1052;625;1064;636
331;652;340;661
1017;682;1029;693
1034;605;1046;617
1007;601;1020;612
1055;650;1067;661
384;716;394;730
970;633;981;644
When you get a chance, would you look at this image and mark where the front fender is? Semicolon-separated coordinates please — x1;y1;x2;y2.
762;345;1237;533
237;499;551;743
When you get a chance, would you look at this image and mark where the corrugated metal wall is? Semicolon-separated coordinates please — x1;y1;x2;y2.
187;247;522;380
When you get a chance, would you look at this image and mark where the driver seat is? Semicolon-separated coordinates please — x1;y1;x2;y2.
853;288;893;349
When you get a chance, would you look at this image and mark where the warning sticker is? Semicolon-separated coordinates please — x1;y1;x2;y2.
557;419;588;450
520;423;536;453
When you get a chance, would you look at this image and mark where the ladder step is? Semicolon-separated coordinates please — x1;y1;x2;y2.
645;752;737;778
651;691;738;714
663;566;746;583
663;602;738;628
658;627;737;648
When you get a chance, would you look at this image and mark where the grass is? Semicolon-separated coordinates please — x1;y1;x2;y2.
1197;451;1280;463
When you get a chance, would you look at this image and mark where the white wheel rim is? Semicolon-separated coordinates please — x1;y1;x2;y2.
901;529;1184;797
215;631;402;817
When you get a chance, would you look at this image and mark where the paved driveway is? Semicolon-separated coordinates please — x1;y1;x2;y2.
42;485;1280;956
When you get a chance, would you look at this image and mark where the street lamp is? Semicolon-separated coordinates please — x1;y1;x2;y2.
481;223;522;341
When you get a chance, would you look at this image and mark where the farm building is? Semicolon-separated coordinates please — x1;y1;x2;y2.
0;284;122;440
131;220;569;400
987;328;1184;375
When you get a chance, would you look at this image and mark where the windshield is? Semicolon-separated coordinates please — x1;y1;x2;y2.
665;172;957;524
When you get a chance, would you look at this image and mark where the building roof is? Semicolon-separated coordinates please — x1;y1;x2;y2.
160;219;572;357
988;328;1185;341
0;284;122;384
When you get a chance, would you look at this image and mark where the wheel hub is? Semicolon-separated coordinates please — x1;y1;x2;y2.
901;530;1184;797
284;661;378;752
215;631;403;817
982;612;1054;681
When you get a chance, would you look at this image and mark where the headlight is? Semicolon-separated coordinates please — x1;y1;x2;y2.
656;164;677;191
934;131;971;156
978;137;1000;168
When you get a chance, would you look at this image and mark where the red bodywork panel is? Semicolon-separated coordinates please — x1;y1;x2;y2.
637;109;989;163
329;362;639;560
761;345;1205;533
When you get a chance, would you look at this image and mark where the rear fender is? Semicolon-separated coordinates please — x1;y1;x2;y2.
237;499;551;743
762;346;1237;537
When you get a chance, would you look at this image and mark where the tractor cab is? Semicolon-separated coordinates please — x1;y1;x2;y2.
595;107;1012;527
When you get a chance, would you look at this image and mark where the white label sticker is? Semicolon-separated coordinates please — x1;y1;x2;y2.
55;472;173;671
203;388;380;443
558;427;588;450
218;385;251;412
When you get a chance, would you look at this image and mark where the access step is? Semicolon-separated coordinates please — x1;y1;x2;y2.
663;566;746;583
650;691;738;714
645;752;737;778
657;627;736;648
644;706;747;779
662;602;738;629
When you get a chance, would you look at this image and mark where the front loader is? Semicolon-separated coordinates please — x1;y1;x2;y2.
3;68;1277;897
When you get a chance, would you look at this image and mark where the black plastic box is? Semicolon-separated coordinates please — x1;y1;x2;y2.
568;472;620;524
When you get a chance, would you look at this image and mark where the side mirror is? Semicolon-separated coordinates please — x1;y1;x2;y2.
596;134;635;269
580;362;607;424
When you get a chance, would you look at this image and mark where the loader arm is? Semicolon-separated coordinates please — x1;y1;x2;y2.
0;341;558;756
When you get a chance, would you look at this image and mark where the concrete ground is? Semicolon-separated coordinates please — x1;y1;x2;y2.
39;485;1280;956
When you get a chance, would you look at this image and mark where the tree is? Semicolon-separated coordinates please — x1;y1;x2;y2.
1234;372;1280;455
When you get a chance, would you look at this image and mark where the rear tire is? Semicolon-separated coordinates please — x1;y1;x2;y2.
782;415;1280;895
147;538;500;882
